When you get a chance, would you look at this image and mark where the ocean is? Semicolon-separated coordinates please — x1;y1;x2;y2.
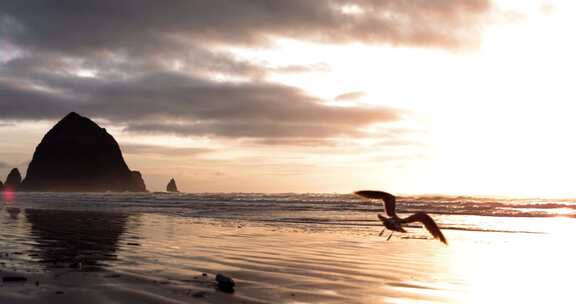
4;192;575;233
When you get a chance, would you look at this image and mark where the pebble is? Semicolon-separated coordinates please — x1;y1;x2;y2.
192;291;208;298
215;273;235;293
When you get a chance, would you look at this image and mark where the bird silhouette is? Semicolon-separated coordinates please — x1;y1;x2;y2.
355;190;447;245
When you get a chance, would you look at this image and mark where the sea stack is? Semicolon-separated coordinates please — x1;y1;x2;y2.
0;180;4;192
4;168;22;191
20;112;147;192
166;178;179;192
130;171;146;192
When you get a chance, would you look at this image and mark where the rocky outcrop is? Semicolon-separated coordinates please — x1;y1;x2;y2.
215;273;235;293
166;178;179;192
4;168;22;191
20;112;147;192
130;171;146;192
0;180;4;192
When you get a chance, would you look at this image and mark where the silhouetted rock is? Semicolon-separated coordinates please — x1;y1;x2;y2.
20;112;147;192
166;178;179;192
4;168;22;191
215;273;235;293
0;180;3;192
130;171;146;191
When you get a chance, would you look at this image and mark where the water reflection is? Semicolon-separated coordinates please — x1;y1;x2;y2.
6;207;21;220
446;219;576;304
1;207;40;272
25;209;129;270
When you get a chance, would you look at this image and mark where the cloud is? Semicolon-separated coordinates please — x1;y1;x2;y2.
0;72;400;141
0;0;490;83
121;144;213;157
1;1;490;55
335;91;366;102
0;79;72;120
0;1;490;145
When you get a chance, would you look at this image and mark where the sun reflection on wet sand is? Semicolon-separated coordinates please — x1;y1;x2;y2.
113;214;460;303
1;207;576;303
447;218;576;304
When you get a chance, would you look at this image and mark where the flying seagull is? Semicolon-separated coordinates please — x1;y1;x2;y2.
355;190;447;245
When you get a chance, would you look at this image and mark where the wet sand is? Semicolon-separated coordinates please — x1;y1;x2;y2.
1;207;575;303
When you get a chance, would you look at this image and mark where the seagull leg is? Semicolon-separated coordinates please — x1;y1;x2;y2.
378;228;386;237
386;231;394;241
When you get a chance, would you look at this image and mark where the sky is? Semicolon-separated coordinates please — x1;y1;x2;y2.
0;0;574;196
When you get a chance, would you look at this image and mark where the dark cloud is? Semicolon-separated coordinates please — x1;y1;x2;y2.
0;0;490;145
121;144;213;157
0;79;72;120
1;0;490;55
0;71;400;141
125;121;363;139
0;0;490;82
0;45;287;81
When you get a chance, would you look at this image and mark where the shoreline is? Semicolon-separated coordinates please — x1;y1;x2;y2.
1;198;574;303
1;267;263;304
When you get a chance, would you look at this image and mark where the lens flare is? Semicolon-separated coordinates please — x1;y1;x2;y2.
3;189;15;203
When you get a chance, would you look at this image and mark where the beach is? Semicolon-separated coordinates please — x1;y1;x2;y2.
1;193;575;303
3;1;574;303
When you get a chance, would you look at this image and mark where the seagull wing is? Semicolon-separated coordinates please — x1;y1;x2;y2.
400;212;447;245
354;190;396;217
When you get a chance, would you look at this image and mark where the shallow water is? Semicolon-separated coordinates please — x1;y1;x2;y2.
1;193;576;303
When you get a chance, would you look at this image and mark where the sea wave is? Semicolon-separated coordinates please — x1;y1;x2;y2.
2;192;576;234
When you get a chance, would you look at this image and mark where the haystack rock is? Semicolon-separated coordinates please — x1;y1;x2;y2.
166;178;179;192
4;168;22;191
20;112;147;192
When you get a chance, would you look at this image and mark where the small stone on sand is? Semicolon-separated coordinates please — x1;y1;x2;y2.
215;273;235;293
192;291;208;298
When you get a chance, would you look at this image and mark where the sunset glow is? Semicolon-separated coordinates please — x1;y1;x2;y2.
0;0;573;197
3;2;576;304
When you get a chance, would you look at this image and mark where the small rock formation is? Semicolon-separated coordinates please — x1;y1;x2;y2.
4;168;22;191
20;112;147;192
130;171;146;192
0;180;4;192
166;178;179;192
215;273;235;293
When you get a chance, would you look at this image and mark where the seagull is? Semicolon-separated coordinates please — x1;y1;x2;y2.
354;190;447;245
